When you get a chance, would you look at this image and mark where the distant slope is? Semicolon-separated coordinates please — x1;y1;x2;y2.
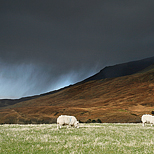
0;85;71;108
83;56;154;82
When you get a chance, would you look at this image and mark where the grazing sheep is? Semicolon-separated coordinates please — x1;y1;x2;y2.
57;115;79;129
141;114;154;126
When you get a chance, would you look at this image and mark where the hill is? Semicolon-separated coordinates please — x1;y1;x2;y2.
1;56;154;108
0;57;154;124
82;56;154;82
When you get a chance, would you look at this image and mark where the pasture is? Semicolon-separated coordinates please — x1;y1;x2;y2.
0;123;154;154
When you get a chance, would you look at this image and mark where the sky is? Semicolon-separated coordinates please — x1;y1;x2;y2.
0;0;154;99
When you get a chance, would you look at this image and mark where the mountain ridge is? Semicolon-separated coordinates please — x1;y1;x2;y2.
82;56;154;82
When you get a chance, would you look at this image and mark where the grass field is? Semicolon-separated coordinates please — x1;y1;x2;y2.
0;123;154;154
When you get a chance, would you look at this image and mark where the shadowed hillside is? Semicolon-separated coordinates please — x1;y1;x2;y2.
82;56;154;82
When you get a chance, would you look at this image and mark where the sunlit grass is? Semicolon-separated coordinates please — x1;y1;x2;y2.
0;123;154;153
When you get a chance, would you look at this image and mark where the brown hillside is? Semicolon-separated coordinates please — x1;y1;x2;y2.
1;69;154;124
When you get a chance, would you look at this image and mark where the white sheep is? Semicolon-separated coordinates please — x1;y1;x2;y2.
141;114;154;126
57;115;79;129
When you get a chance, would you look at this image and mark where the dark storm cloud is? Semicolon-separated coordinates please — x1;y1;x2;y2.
0;0;154;98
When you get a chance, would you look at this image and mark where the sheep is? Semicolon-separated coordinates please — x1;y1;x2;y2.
57;115;79;129
141;114;154;126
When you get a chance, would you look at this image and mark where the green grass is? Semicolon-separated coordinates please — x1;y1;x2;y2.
0;123;154;154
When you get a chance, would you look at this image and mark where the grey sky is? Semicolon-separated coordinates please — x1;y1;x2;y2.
0;0;154;98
